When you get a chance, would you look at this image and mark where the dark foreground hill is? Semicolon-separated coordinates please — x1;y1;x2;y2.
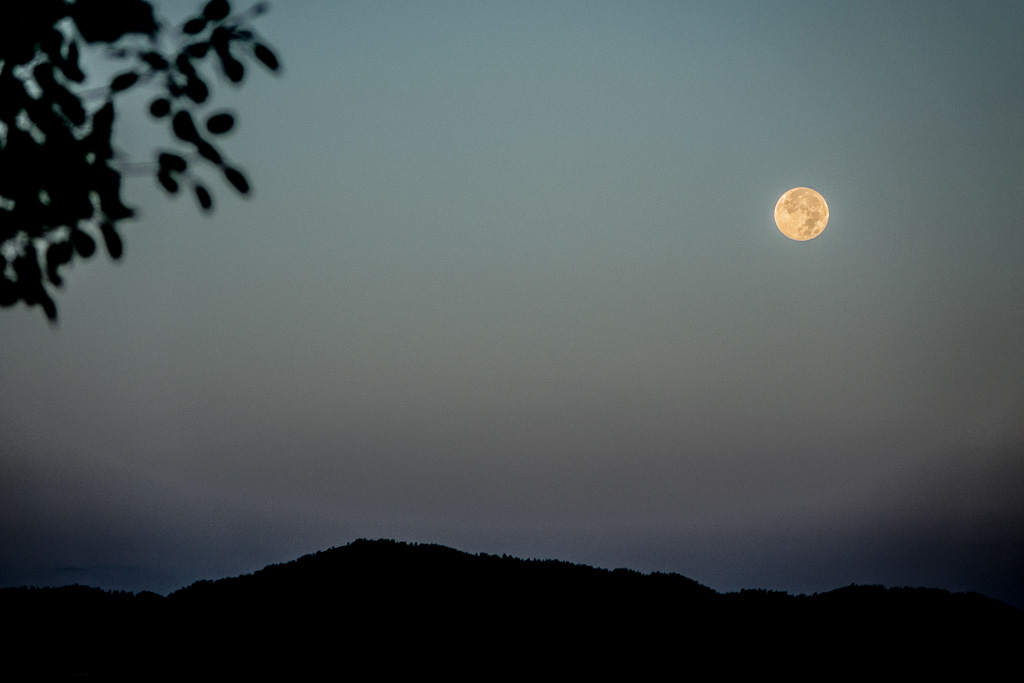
3;539;1021;679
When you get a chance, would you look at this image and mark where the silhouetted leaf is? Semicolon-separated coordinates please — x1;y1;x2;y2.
93;101;115;135
46;266;63;287
215;45;245;83
141;52;168;70
60;41;86;82
149;98;171;118
100;194;135;221
186;42;210;58
158;153;187;173
254;44;279;71
176;53;196;76
12;250;42;286
47;240;74;267
39;289;57;321
224;167;249;194
41;28;64;58
72;0;157;42
0;276;17;307
196;141;223;164
90;102;115;158
194;184;213;211
96;167;135;220
204;0;231;21
184;18;208;35
105;200;135;221
226;57;244;82
46;241;73;285
172;110;199;143
205;113;234;135
110;71;139;91
157;171;179;194
185;75;209;103
211;26;231;47
33;63;56;89
67;189;94;224
57;92;87;126
72;229;96;257
100;223;123;259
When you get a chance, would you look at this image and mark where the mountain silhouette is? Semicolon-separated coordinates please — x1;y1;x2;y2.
3;539;1020;678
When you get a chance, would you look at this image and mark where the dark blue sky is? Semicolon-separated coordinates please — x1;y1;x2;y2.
3;0;1023;608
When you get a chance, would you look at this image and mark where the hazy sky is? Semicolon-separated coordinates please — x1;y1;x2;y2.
3;0;1023;608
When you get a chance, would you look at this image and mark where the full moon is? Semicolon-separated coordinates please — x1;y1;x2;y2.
774;187;829;241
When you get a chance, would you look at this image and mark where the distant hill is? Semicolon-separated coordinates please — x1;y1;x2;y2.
3;539;1021;678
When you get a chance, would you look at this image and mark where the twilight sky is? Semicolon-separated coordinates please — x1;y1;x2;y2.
3;0;1023;608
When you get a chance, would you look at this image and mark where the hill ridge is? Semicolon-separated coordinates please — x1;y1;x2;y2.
3;538;1021;677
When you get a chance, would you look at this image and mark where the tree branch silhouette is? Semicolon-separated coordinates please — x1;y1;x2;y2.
0;0;279;320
